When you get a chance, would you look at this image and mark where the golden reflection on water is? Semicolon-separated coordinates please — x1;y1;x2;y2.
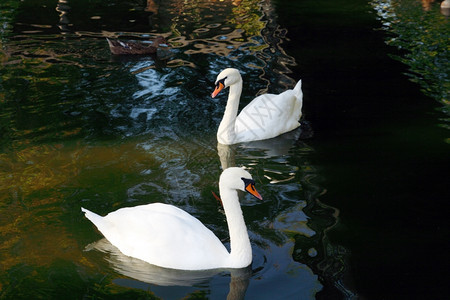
0;141;161;271
162;0;281;62
0;202;88;271
1;144;79;198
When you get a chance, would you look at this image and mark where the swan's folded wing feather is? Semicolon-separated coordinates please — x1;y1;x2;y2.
235;89;302;142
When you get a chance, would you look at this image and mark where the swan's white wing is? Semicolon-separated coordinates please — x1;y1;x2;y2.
235;82;302;143
82;204;230;270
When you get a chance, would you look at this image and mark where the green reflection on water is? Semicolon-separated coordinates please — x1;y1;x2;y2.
372;0;449;117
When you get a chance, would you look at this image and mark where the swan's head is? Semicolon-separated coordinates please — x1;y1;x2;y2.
211;68;242;98
220;167;262;200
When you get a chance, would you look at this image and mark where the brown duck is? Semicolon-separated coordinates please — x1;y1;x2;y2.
106;36;169;55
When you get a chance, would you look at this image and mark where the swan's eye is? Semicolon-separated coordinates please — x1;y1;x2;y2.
216;77;226;87
241;177;255;188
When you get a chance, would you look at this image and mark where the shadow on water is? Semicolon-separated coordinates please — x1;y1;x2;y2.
273;0;448;298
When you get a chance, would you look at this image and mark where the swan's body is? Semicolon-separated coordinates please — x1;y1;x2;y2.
81;167;262;271
212;68;303;145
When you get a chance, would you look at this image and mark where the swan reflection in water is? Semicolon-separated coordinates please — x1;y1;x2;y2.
86;238;251;299
217;126;308;169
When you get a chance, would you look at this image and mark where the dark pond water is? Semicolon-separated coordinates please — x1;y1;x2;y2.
0;0;448;299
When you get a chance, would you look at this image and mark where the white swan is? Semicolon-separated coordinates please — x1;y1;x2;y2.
212;68;303;145
81;167;262;271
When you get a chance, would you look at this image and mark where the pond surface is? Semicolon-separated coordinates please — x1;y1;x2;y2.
0;0;448;299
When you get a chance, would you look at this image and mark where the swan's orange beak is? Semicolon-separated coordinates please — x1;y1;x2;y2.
245;183;263;200
211;82;224;98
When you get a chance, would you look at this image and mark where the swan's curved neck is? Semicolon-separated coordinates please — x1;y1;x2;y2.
217;80;242;144
220;183;252;267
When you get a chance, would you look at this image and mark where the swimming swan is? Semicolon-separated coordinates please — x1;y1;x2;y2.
212;68;303;145
81;167;262;270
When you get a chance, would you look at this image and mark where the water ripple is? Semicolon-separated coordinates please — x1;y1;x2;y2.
0;0;339;299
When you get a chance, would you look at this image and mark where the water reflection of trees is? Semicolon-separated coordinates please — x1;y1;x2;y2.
371;0;449;116
150;0;298;91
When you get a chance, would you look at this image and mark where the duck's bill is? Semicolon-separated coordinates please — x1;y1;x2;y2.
211;82;224;98
245;183;263;200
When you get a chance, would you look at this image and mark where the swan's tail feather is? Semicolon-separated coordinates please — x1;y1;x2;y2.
293;80;302;98
293;80;303;121
81;207;104;228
